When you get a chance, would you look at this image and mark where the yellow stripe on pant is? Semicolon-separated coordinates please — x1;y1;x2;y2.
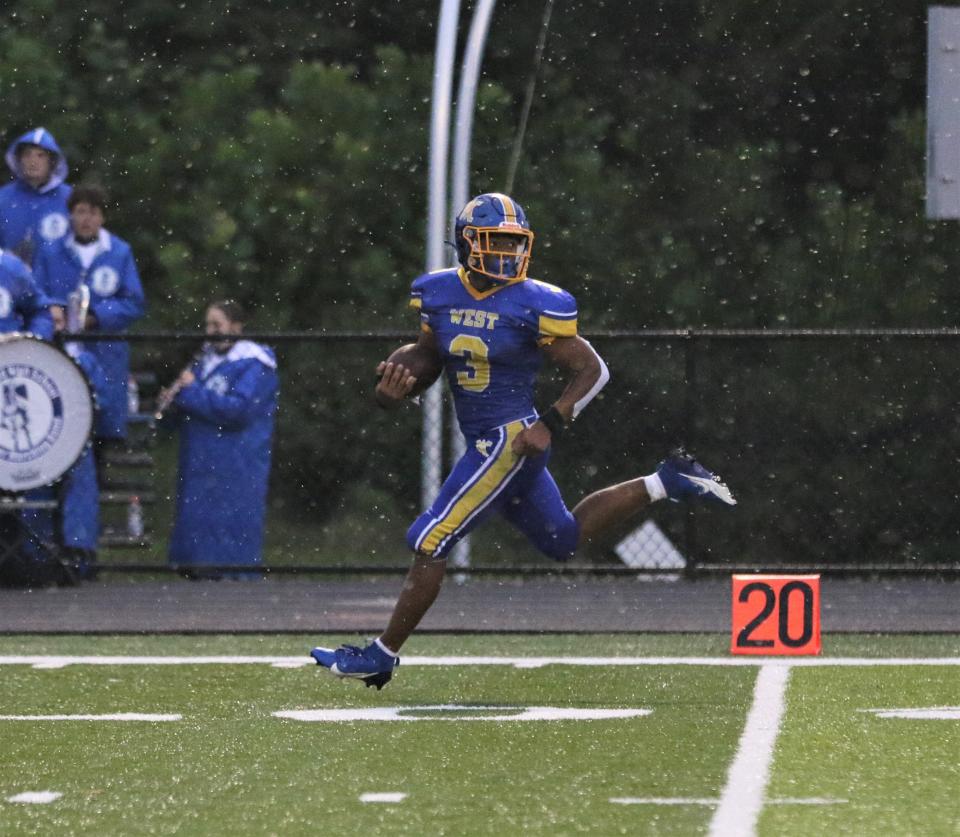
418;420;526;557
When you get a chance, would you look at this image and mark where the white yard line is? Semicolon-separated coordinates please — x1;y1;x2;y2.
708;663;791;837
0;655;958;669
0;713;181;721
275;706;651;722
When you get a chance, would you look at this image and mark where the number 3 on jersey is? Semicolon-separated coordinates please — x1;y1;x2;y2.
449;334;490;392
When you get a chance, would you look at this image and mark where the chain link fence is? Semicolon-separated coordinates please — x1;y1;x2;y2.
86;329;960;576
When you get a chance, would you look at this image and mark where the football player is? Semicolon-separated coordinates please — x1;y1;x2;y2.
313;192;736;688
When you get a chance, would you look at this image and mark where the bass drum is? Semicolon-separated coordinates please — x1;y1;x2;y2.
0;333;94;493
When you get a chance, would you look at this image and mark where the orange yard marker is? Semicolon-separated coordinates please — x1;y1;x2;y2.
731;574;821;655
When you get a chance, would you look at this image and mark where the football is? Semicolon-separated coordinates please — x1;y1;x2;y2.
383;342;443;396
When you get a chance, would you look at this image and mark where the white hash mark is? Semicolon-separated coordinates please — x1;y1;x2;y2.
360;792;407;803
7;791;62;804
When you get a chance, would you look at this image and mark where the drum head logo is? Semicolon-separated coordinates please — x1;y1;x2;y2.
0;364;62;464
39;212;69;242
0;337;92;492
91;266;120;296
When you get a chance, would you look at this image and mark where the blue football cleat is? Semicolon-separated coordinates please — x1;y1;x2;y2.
310;641;399;690
656;448;737;506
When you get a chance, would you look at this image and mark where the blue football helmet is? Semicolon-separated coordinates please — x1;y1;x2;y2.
454;193;534;282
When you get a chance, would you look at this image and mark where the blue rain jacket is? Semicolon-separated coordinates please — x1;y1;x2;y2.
168;341;278;568
0;249;53;339
33;229;146;439
0;128;71;265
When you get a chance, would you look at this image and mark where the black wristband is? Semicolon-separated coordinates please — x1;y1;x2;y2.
539;406;566;437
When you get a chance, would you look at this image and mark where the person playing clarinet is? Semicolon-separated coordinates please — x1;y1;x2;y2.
162;300;279;578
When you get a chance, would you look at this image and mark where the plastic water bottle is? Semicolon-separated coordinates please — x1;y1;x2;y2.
127;496;144;539
127;376;140;415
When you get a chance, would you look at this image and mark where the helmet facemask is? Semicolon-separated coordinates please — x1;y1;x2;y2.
461;225;534;282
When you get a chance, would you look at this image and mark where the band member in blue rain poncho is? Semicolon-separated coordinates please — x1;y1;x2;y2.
33;183;146;444
2;260;98;580
0;248;53;339
163;301;278;575
0;127;72;266
57;346;107;568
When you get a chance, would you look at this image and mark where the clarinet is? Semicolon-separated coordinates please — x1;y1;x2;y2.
154;348;206;420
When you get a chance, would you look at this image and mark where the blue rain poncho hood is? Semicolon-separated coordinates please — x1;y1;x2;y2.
5;128;69;193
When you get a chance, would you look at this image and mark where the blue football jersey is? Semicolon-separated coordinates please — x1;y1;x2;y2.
410;267;578;438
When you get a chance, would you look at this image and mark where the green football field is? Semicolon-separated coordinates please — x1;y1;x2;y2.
0;634;958;836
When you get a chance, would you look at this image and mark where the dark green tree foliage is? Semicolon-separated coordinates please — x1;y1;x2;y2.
3;0;946;332
0;1;954;562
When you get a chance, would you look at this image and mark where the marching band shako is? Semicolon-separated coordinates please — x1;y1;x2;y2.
0;333;93;493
